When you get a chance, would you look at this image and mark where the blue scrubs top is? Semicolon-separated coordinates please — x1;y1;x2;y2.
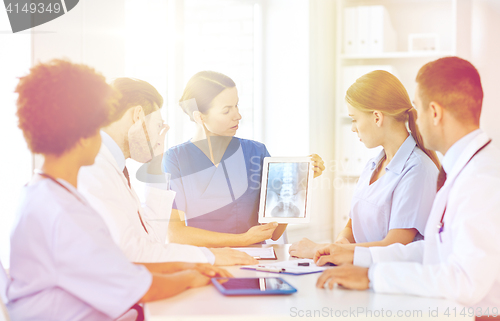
162;137;270;234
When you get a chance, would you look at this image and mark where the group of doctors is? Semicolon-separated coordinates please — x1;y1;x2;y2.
2;55;499;320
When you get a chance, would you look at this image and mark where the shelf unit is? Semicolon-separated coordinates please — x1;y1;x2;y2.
332;0;458;238
341;51;455;59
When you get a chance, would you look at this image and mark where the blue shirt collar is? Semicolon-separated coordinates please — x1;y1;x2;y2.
370;134;417;174
442;129;482;174
100;131;126;171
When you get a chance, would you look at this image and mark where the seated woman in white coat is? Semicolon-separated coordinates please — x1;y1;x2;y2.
289;70;440;263
7;60;229;321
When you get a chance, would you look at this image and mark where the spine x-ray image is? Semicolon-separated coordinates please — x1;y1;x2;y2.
264;163;308;218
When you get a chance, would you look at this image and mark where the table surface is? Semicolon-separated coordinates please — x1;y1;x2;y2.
147;244;472;321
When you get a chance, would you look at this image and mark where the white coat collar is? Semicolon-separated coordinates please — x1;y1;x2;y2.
97;135;140;203
100;131;126;171
442;129;482;175
443;129;490;184
97;136;129;192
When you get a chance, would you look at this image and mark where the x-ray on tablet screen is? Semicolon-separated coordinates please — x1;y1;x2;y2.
264;162;309;218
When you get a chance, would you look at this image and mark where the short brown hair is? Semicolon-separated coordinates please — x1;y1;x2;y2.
16;59;119;155
416;56;483;124
111;77;163;116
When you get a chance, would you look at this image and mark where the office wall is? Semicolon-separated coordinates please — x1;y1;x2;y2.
262;0;336;243
303;0;336;244
0;13;32;269
32;0;126;79
471;0;500;146
262;0;309;157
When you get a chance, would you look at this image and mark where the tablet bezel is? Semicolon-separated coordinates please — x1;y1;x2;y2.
258;156;313;224
211;277;297;296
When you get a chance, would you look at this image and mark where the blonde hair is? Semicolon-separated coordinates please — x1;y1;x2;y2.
346;70;440;168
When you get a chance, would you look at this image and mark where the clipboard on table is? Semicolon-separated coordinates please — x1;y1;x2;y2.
231;247;278;260
241;259;334;275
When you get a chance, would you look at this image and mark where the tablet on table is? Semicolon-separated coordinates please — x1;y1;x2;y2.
211;277;297;296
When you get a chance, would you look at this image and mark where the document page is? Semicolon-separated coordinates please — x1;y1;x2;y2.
231;247;277;260
242;259;333;275
262;259;330;273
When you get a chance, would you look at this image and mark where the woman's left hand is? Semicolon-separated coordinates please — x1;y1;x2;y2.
310;154;325;178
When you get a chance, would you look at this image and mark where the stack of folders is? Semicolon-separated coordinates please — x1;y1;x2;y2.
343;5;397;55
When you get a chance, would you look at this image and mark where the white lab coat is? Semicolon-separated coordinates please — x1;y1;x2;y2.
8;178;152;320
78;143;211;263
355;132;500;309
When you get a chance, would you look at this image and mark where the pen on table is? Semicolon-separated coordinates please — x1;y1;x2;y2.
297;262;336;267
255;266;286;273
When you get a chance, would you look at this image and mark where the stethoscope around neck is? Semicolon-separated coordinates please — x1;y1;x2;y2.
436;139;492;243
33;169;86;205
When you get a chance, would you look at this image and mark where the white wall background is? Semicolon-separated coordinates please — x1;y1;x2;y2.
471;0;500;148
0;12;32;269
262;0;309;157
31;0;126;78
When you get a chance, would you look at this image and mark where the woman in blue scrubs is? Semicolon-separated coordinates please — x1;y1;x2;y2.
163;71;324;247
289;70;440;262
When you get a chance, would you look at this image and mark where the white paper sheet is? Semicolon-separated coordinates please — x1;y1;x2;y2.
231;247;277;259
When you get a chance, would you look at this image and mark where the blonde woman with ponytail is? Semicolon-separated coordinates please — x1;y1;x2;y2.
290;70;439;264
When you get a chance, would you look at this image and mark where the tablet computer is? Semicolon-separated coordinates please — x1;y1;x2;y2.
211;277;297;296
258;157;313;224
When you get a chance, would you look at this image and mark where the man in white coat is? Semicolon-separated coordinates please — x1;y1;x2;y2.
315;57;500;317
78;77;257;265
